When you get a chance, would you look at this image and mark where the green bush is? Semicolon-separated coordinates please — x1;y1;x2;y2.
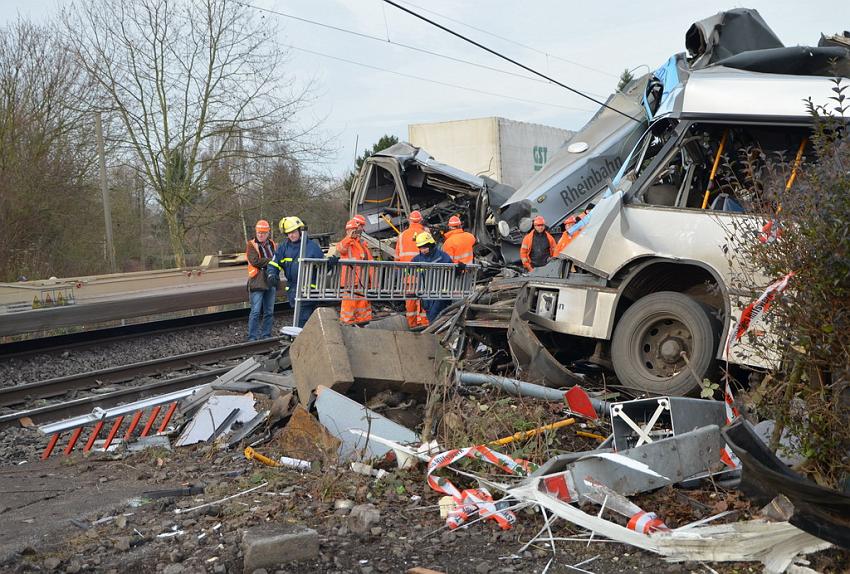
728;78;850;487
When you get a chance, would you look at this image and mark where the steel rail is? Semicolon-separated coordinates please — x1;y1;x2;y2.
0;368;231;430
0;337;286;409
0;303;291;360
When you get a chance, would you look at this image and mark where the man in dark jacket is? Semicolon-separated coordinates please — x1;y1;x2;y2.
519;215;557;272
267;216;325;328
411;231;457;323
246;219;276;340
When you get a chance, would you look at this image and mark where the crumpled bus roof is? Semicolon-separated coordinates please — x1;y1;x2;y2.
669;63;848;123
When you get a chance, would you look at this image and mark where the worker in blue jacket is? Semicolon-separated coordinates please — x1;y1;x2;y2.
411;231;465;323
267;216;325;328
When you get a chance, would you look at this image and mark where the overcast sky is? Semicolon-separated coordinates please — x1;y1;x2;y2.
2;0;848;179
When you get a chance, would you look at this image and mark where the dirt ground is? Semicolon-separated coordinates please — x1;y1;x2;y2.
1;429;848;574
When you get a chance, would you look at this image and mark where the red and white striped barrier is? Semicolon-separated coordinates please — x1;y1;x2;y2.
427;444;535;530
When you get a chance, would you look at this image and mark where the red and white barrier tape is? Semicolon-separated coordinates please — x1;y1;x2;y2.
427;445;535;530
627;511;668;533
725;271;794;358
720;381;742;469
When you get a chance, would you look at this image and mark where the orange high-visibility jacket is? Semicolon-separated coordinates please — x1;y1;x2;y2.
520;230;556;271
442;228;476;264
246;238;276;279
554;228;583;256
395;222;425;262
337;236;373;288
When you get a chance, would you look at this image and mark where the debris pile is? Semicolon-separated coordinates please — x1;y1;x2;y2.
15;296;847;573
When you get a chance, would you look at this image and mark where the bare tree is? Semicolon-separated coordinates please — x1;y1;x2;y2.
63;0;317;266
0;19;101;280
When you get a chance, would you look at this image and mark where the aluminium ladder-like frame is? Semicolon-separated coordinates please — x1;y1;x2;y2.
294;258;479;302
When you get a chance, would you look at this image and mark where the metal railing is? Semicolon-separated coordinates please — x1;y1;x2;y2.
295;258;479;301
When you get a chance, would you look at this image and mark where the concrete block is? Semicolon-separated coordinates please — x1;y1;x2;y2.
342;328;405;386
365;314;410;331
291;307;354;403
292;307;441;404
242;525;319;571
343;328;439;395
394;332;440;389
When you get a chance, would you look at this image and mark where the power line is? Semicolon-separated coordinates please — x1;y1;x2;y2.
398;0;619;79
285;44;595;113
236;1;606;99
382;0;641;123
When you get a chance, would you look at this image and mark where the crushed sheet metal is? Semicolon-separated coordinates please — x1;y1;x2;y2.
508;480;658;551
507;310;584;386
723;419;850;549
175;393;258;447
534;425;722;499
510;480;828;572
314;385;419;462
652;520;831;573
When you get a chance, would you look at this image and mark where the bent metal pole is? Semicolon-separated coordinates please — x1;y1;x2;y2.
293;229;308;327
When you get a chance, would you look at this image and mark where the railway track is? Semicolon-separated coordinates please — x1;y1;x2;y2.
0;336;288;430
0;303;290;360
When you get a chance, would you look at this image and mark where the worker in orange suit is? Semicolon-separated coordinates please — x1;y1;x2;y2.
395;210;428;327
337;219;373;325
442;215;476;264
519;215;556;272
554;215;580;256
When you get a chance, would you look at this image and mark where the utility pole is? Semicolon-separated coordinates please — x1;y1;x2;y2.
137;174;146;271
95;112;117;273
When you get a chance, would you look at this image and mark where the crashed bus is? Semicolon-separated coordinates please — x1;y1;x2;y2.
518;60;848;396
495;8;787;265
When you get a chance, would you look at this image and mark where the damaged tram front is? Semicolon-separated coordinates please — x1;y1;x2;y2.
348;142;514;263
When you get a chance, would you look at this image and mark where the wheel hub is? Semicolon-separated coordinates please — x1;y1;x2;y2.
638;318;693;378
659;338;684;363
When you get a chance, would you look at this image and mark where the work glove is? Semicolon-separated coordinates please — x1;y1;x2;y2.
454;262;467;276
326;255;340;269
266;270;279;289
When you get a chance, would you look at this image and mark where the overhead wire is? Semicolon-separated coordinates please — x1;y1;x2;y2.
381;0;641;123
235;0;607;99
397;0;619;79
284;43;595;113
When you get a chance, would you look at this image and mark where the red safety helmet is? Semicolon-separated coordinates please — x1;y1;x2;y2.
255;220;271;233
448;215;462;228
409;210;423;224
353;214;367;227
533;216;546;226
345;219;360;231
564;215;578;229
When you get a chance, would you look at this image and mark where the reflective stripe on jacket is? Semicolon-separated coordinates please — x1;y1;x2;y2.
442;228;476;264
268;236;324;303
519;230;555;271
395;222;425;262
411;247;453;304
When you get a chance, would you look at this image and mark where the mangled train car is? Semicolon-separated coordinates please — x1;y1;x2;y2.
518;59;849;396
348;142;514;262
